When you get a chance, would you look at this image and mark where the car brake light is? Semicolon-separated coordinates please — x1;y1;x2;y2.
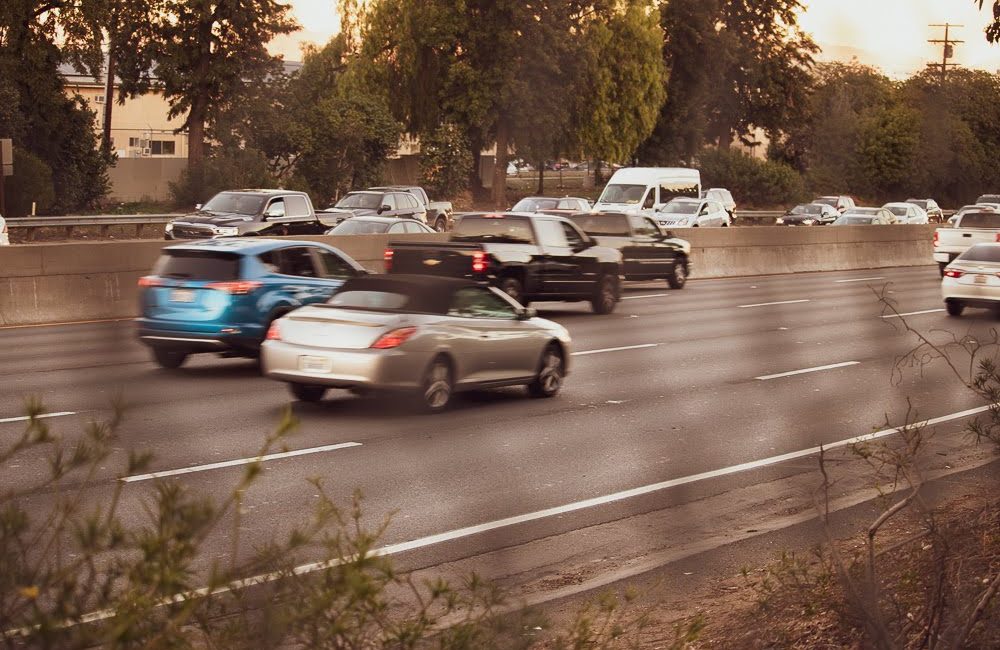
371;326;417;349
995;233;1000;243
384;248;394;272
472;250;487;273
205;280;262;294
481;214;505;219
933;231;939;247
265;321;282;340
944;269;964;278
138;276;163;288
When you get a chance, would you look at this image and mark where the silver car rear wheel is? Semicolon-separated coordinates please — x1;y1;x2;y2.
421;357;454;412
528;345;564;398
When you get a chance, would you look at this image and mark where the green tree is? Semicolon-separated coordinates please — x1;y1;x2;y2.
419;123;473;198
854;104;920;198
976;1;1000;42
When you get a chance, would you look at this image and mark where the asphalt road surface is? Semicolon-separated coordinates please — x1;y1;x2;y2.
1;264;992;597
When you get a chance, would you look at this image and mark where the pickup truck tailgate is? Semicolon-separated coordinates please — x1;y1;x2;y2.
386;242;485;279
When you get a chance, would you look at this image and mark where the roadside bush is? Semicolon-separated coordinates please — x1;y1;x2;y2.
697;148;807;207
4;147;55;217
419;123;472;199
169;148;278;208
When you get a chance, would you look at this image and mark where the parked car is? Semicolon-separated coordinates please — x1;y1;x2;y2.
510;196;592;214
814;195;856;213
326;216;436;236
368;186;454;232
262;274;572;411
165;190;333;240
882;202;929;224
136;239;367;368
776;203;839;226
384;212;624;314
701;188;736;221
831;209;894;226
319;190;428;226
905;198;944;223
941;243;1000;316
568;212;690;289
0;214;8;246
592;167;701;216
655;198;730;227
933;209;1000;275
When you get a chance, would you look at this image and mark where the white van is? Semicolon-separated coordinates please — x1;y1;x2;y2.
592;167;701;216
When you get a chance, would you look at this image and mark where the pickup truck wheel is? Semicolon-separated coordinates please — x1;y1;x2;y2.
289;383;327;402
152;348;188;369
667;259;687;289
946;301;964;317
498;277;524;304
433;217;448;232
591;275;618;314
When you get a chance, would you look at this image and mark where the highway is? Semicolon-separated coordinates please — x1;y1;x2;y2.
1;264;992;596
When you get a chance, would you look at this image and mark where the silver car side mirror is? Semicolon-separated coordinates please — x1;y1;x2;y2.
518;307;538;320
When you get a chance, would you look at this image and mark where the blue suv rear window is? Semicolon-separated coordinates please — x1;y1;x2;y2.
153;251;241;281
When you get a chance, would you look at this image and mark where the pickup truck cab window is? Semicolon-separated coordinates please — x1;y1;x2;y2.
452;216;535;244
560;222;587;248
264;199;285;218
535;219;570;248
284;195;310;217
959;213;1000;229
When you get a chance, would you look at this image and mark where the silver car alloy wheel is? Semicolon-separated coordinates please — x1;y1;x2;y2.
424;360;452;409
539;349;563;393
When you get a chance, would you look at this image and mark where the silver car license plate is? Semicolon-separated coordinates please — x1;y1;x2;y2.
975;274;988;285
298;355;332;373
170;289;196;303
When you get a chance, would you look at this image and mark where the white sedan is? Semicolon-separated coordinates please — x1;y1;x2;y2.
0;214;8;246
942;243;1000;316
882;202;928;224
655;198;730;228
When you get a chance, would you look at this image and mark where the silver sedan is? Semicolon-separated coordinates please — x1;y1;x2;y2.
262;274;572;411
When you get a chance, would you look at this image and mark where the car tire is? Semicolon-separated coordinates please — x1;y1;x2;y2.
419;356;454;413
590;275;618;314
946;301;964;317
528;344;564;398
498;276;524;304
667;258;687;290
152;348;188;369
434;217;448;232
289;383;327;402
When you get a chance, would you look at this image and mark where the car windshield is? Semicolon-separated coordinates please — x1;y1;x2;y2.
598;184;646;204
659;201;699;215
790;204;822;215
335;193;382;209
959;213;1000;228
512;198;559;211
451;216;535;244
200;193;265;216
329;219;390;234
152;250;241;280
959;244;1000;263
886;206;908;216
834;216;875;225
568;214;630;236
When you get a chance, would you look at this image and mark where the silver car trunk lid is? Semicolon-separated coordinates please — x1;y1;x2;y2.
279;306;406;349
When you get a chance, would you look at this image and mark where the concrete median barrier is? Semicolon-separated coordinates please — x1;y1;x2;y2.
0;227;934;327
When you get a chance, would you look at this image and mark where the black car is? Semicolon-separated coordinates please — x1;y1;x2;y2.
777;203;839;226
165;190;331;240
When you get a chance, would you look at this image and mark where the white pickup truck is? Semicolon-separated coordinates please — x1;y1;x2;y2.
934;210;1000;275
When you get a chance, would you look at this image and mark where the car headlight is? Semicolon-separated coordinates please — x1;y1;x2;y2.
677;218;689;226
775;217;785;224
803;219;815;225
213;226;239;236
165;222;174;232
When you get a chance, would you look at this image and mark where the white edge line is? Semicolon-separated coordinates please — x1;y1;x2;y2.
8;402;992;639
834;277;885;283
738;299;810;309
755;361;859;381
881;309;945;319
621;293;672;301
572;343;658;356
0;411;77;425
121;442;362;483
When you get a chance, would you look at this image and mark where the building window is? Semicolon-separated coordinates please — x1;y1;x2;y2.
94;95;105;104
150;140;175;155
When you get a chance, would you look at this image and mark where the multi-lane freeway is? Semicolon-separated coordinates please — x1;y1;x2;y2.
1;264;994;604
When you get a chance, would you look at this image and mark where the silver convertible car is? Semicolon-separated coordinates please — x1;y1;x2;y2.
261;275;572;411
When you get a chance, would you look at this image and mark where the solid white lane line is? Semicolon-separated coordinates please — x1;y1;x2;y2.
0;411;76;424
755;361;859;381
8;402;992;637
738;299;810;309
834;277;885;283
121;442;362;483
621;293;672;301
572;343;659;357
881;308;945;319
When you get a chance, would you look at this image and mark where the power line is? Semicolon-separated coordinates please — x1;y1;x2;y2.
928;23;964;82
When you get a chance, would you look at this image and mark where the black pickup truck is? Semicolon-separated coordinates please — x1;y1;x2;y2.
385;212;625;314
567;212;691;289
166;190;334;240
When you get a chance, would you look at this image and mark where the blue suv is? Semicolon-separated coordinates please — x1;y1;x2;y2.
136;239;367;368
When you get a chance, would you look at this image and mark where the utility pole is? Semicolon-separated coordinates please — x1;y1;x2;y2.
928;23;963;83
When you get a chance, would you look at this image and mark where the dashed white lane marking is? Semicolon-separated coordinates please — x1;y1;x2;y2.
621;293;672;301
755;361;860;381
572;343;659;356
8;402;993;637
881;308;945;319
0;411;76;424
121;442;362;483
834;277;885;283
738;299;810;308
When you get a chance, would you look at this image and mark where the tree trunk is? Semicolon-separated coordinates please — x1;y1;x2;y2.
594;159;602;186
537;160;544;194
187;97;208;202
491;119;510;208
467;129;486;200
101;51;116;155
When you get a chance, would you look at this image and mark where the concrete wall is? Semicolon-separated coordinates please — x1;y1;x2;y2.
108;158;188;203
0;226;936;327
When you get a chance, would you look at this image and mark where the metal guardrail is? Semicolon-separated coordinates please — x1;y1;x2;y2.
7;214;179;241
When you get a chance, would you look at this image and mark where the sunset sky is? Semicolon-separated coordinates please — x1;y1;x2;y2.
274;0;1000;78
